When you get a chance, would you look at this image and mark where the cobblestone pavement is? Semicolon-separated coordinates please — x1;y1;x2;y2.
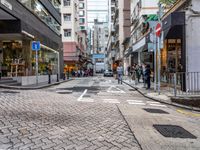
0;77;141;150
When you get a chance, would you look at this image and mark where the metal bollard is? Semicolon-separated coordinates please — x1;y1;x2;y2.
63;72;66;80
174;73;177;97
56;73;59;82
48;74;51;84
67;71;69;79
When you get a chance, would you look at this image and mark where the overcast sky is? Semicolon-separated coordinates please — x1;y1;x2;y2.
87;0;109;28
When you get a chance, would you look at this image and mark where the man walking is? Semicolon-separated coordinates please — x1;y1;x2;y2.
117;63;123;84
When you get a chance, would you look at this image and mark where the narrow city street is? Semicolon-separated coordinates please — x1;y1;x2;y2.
0;76;200;150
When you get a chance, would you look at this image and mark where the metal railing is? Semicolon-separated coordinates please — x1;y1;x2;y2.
162;72;200;96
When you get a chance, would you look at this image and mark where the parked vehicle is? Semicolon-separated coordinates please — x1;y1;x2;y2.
104;70;113;77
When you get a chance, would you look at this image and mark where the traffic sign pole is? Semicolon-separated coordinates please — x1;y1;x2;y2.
157;36;161;95
36;50;38;85
155;23;162;95
153;27;157;92
32;41;40;85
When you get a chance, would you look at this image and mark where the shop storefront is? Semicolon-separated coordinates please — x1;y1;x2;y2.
0;40;59;77
161;12;185;84
0;0;62;84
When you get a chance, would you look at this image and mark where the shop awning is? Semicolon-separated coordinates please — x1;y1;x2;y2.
132;36;146;53
162;12;185;39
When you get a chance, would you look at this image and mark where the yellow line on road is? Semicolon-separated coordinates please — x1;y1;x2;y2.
177;109;200;117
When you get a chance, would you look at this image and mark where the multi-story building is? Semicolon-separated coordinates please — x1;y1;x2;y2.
92;19;109;73
106;0;116;70
130;0;158;68
0;0;63;85
61;0;79;72
112;0;131;73
61;0;90;71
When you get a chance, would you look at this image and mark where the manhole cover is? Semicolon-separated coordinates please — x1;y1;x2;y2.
1;91;20;94
153;124;197;139
143;108;169;114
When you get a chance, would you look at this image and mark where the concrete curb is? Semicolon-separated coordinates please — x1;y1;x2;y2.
0;79;73;90
116;105;143;150
123;81;200;112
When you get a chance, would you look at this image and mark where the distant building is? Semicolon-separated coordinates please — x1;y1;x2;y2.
92;19;109;73
61;0;89;71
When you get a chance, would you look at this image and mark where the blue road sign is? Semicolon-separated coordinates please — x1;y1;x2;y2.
32;41;40;51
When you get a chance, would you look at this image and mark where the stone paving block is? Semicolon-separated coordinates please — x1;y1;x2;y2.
0;79;141;150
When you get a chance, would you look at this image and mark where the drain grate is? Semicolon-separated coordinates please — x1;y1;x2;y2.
1;91;20;94
143;108;169;114
153;124;197;139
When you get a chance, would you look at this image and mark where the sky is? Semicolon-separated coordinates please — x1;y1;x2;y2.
87;0;109;29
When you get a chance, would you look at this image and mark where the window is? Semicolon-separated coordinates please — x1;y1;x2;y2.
18;0;60;35
79;3;84;9
63;14;71;21
79;10;84;17
64;29;71;37
63;0;70;6
79;18;85;24
80;26;85;30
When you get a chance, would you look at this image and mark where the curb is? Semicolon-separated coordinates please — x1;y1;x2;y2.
116;105;143;150
0;79;73;90
123;81;200;112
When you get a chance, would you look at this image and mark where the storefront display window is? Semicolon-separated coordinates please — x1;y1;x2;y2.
32;48;58;75
1;41;24;77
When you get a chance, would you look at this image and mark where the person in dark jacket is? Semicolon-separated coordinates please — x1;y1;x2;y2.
145;64;151;90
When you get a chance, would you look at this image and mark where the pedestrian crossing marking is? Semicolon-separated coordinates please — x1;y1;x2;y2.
128;102;146;105
127;100;143;103
146;101;160;104
149;104;167;107
78;98;94;102
103;99;120;104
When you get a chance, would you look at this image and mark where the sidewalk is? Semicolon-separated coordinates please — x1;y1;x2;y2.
0;79;73;90
123;77;200;111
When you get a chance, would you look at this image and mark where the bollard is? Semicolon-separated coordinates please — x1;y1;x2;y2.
67;71;69;79
48;74;51;84
174;73;177;97
63;72;66;80
56;73;59;82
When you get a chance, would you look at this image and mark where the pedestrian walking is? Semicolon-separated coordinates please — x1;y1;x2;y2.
135;65;141;83
117;63;123;84
144;64;151;90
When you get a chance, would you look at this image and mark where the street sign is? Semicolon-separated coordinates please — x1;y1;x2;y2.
32;41;40;51
156;23;162;37
31;41;40;85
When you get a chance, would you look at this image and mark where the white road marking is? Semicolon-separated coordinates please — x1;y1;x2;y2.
146;101;160;104
103;99;120;104
128;102;146;105
149;104;167;107
107;86;126;93
78;98;94;103
77;89;87;101
127;100;143;103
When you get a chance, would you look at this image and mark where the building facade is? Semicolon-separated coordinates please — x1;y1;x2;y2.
0;0;63;84
92;19;109;73
130;0;158;69
111;0;131;73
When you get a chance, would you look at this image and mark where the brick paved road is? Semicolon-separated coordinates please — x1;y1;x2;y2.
0;77;141;150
